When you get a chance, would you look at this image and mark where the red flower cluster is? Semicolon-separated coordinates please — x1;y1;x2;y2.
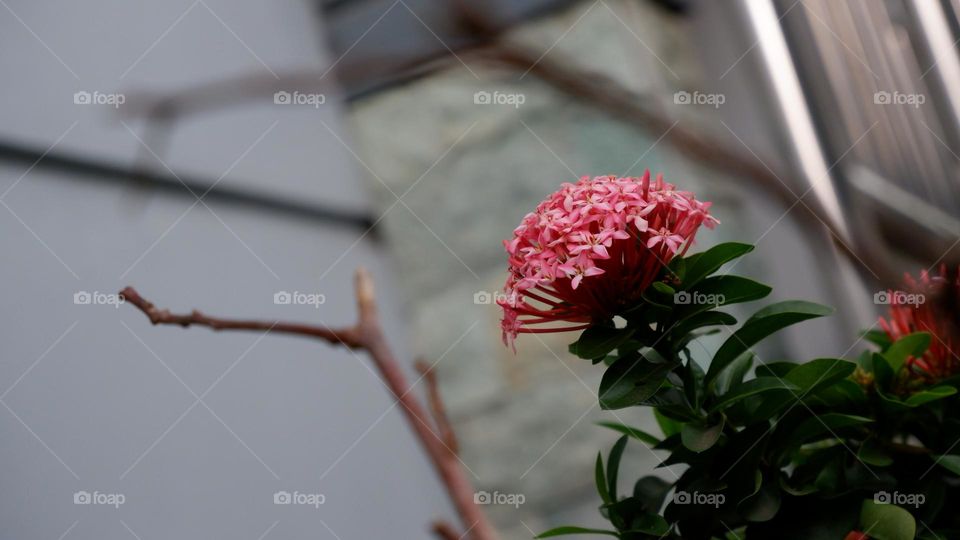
498;172;717;348
879;266;960;380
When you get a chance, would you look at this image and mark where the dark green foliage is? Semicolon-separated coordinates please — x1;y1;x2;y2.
538;243;960;539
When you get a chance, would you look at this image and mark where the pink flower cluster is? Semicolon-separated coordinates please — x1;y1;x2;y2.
499;172;717;348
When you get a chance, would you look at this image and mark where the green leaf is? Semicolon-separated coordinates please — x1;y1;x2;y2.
569;326;636;360
681;419;724;452
607;435;628;500
904;385;957;407
754;361;796;379
859;499;916;540
784;413;873;450
678;275;771;315
858;439;894;467
705;301;833;387
713;353;754;396
652;281;676;295
626;513;670;535
599;357;674;410
595;452;611;505
596;421;662;446
933;454;960;475
536;526;619;538
883;332;931;373
738;474;781;522
864;329;892;350
682;242;755;288
655;409;681;437
634;476;672;513
784;358;857;395
709;377;799;413
684;358;705;410
672;311;737;340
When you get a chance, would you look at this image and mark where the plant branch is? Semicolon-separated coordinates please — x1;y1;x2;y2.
432;520;464;540
417;359;460;454
119;269;498;540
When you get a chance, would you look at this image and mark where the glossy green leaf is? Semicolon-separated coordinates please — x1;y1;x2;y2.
784;358;857;395
652;281;676;295
883;332;931;373
858;439;894;467
595;452;611;505
933;454;960;476
672;311;737;340
599;357;674;410
705;301;833;387
755;362;796;379
595;422;662;446
784;413;873;450
859;499;916;540
738;474;781;522
684;358;705;410
681;418;724;452
678;275;771;316
627;513;670;535
607;435;628;500
709;377;799;413
682;242;755;288
655;409;682;438
904;385;957;407
569;326;636;360
713;353;754;396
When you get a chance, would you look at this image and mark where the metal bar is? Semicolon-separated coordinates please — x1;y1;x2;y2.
0;140;378;235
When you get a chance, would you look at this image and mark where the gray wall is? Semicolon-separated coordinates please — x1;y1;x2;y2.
1;1;452;538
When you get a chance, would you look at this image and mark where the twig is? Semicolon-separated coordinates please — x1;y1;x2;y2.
432;520;464;540
120;268;498;540
119;286;362;347
416;359;460;454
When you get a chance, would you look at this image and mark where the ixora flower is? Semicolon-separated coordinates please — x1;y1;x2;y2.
498;172;717;347
879;266;960;380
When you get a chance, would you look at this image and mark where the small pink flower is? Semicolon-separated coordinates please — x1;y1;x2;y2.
498;171;717;348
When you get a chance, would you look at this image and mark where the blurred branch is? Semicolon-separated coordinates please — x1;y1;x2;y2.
120;269;498;540
417;359;460;454
119;286;363;347
432;520;464;540
115;27;895;285
450;0;894;284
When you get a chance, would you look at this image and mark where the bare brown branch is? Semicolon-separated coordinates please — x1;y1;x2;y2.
119;286;362;347
416;359;460;454
120;269;498;540
432;520;463;540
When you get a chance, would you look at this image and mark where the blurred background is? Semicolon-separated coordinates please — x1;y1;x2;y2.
2;0;960;538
